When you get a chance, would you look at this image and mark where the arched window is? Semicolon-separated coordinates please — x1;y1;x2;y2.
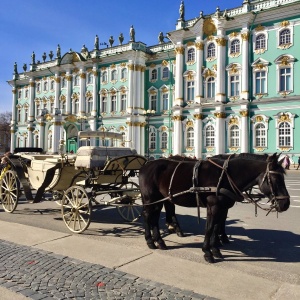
255;34;266;50
35;135;39;148
230;39;240;54
230;75;240;96
87;73;93;84
207;43;215;58
151;69;157;81
43;82;48;92
121;94;127;111
187;127;194;148
111;70;117;81
149;128;156;150
74;75;80;86
161;132;168;149
162;93;169;111
111;95;117;112
205;125;215;147
206;77;215;98
61;77;66;88
279;29;291;45
74;99;79;114
101;71;108;83
229;125;240;147
279;67;291;92
86;97;93;113
121;68;127;80
101;96;107;113
187;48;195;61
36;83;41;93
50;80;55;90
150;94;157;111
279;122;291;147
162;67;169;79
187;81;194;101
255;123;266;147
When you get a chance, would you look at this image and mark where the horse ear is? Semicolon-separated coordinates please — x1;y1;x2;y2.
278;157;284;166
276;152;282;161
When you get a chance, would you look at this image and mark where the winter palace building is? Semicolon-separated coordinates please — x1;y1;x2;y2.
8;0;300;162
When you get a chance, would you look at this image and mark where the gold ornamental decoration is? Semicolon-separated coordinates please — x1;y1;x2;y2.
193;113;203;120
172;115;183;121
229;116;239;125
216;38;227;46
186;41;195;47
203;18;216;36
280;20;290;28
214;112;226;118
255;116;263;122
241;32;250;41
175;46;184;55
64;114;77;122
195;42;204;50
80;73;86;79
255;24;265;32
239;110;249;117
229;32;239;38
278;113;291;123
186;120;193;128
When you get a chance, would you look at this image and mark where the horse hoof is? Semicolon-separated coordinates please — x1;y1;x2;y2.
212;249;224;259
219;235;230;244
147;242;157;250
157;242;168;250
204;255;215;263
176;230;185;237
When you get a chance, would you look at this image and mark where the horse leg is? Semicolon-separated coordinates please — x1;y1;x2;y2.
202;196;223;263
218;208;230;244
142;208;157;249
151;206;168;250
164;201;184;237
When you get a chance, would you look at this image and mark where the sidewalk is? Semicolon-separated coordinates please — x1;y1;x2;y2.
1;220;300;300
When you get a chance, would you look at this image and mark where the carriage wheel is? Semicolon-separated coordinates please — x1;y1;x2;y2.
61;186;92;233
116;182;143;222
0;170;20;213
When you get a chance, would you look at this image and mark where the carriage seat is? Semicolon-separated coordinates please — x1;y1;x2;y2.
74;146;137;169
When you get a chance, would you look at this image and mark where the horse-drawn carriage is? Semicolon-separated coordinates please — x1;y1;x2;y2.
0;132;147;233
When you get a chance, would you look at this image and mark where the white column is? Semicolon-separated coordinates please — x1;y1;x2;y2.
174;45;184;106
92;67;98;117
79;70;86;115
10;88;17;151
241;30;250;100
66;72;72;114
173;114;183;155
140;123;145;156
28;79;35;146
52;75;61;149
215;37;226;103
240;108;249;153
195;40;204;103
126;118;133;148
135;65;141;109
194;112;203;159
39;122;45;150
127;62;134;113
214;111;226;154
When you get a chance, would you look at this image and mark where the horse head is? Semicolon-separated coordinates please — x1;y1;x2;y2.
257;153;290;212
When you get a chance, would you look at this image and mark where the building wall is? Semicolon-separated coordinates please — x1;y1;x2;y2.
8;0;300;162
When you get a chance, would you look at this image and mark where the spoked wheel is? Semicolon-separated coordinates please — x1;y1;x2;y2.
61;186;92;233
116;182;143;222
0;170;20;213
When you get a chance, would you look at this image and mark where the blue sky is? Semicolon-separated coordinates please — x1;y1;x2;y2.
0;0;243;113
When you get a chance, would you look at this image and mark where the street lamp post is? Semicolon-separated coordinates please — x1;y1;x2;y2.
143;109;155;160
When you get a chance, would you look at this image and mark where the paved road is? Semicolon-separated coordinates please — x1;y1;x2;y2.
0;170;299;299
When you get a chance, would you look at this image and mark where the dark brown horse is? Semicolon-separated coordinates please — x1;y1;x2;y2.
139;153;290;263
165;153;270;245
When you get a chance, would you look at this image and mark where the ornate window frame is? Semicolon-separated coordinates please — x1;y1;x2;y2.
252;25;268;54
147;87;158;111
251;115;269;151
203;117;215;150
274;112;295;151
186;43;196;65
226;63;241;101
161;60;170;81
206;40;216;62
251;58;269;99
277;21;293;50
226;115;241;151
149;64;158;83
183;70;196;105
275;54;295;96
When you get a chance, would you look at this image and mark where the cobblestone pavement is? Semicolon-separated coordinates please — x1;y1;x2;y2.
0;240;216;300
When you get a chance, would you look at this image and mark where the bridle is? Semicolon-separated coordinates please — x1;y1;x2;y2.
259;162;289;213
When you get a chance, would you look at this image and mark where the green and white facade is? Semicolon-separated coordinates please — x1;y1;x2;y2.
8;0;300;162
